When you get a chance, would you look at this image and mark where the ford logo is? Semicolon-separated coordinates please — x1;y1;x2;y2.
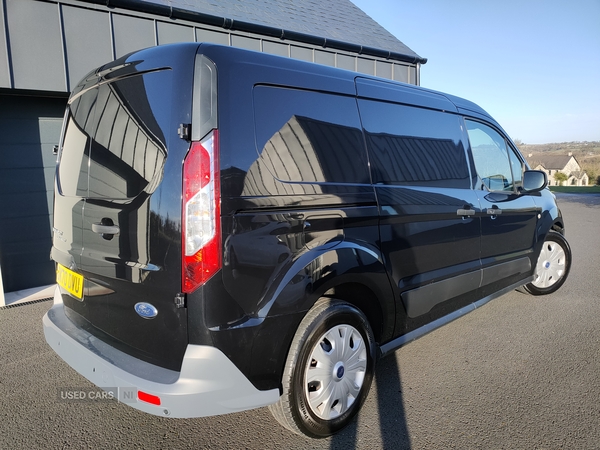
134;302;158;319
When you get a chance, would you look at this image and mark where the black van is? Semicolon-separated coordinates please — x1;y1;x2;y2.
43;43;571;437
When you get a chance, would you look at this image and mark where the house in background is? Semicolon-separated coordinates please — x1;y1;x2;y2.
0;0;426;293
526;153;589;186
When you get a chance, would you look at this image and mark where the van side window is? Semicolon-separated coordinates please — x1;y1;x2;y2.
507;144;524;190
252;86;369;184
358;100;471;188
465;120;520;192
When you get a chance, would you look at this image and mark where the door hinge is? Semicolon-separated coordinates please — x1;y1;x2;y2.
178;123;191;141
174;293;186;308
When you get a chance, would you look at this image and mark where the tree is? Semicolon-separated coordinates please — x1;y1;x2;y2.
553;172;568;186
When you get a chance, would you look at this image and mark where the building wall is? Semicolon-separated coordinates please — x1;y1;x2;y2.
0;0;420;94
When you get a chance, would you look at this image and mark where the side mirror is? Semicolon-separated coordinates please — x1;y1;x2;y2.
521;170;547;193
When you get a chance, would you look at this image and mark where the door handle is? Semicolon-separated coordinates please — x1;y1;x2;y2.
457;208;475;217
486;208;502;215
92;223;120;235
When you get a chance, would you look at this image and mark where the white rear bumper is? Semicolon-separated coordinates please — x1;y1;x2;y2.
42;287;279;418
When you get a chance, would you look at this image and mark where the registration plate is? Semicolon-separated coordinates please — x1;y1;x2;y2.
56;264;84;299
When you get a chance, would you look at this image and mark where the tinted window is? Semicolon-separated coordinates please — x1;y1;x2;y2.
359;100;471;188
253;86;369;184
58;70;171;199
466;120;520;192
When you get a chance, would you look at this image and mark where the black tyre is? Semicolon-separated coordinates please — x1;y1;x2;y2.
521;230;571;295
269;298;376;438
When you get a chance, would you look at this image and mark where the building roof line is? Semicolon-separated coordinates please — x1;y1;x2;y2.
83;0;428;65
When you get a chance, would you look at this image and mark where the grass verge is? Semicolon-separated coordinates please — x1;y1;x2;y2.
550;185;600;194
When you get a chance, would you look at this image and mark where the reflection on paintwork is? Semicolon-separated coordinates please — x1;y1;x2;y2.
243;115;368;197
359;99;471;188
242;85;369;198
56;68;172;282
367;134;469;188
264;243;384;317
225;220;292;269
375;185;481;301
62;72;168;200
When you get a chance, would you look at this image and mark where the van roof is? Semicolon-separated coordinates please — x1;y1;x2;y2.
87;42;500;132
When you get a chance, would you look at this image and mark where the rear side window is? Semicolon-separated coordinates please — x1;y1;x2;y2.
58;70;171;199
359;100;471;188
252;86;370;185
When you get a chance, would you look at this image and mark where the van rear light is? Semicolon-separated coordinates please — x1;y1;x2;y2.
182;131;221;293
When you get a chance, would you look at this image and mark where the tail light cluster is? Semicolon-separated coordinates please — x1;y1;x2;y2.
182;131;221;293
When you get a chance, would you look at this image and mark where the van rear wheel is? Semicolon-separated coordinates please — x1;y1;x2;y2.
269;298;375;438
521;230;571;295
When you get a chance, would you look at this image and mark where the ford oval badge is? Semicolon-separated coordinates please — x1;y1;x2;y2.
134;302;158;319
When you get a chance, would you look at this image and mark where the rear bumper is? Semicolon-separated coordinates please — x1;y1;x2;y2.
42;287;279;418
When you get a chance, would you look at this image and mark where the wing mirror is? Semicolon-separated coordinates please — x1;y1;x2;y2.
521;170;547;193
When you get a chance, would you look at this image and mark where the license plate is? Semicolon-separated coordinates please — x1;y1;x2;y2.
56;264;84;299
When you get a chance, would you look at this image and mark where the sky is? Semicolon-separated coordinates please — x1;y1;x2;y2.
350;0;600;144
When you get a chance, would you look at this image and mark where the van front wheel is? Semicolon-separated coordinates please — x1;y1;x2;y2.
521;231;571;295
269;298;376;438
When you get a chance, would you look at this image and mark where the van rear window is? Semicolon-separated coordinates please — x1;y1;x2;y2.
58;70;171;199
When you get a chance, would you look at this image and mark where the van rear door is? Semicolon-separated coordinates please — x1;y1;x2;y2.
53;45;198;371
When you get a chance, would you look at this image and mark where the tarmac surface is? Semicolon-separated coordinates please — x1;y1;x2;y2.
1;193;599;449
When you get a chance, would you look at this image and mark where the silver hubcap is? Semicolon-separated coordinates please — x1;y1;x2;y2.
304;324;367;420
532;240;566;288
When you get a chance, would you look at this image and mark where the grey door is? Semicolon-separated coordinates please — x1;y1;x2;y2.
0;94;66;292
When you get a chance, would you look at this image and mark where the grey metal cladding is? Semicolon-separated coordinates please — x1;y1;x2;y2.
0;2;10;88
137;0;422;59
290;46;312;63
314;50;336;67
112;15;156;59
357;58;375;76
195;28;229;46
156;21;195;45
230;35;261;52
376;61;392;80
393;65;409;83
5;0;65;91
263;40;288;57
62;6;113;89
336;54;355;71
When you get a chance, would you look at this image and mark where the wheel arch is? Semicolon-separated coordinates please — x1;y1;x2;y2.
226;241;395;393
321;282;386;344
261;241;396;344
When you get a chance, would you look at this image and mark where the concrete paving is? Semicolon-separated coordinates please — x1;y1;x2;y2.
1;284;55;307
0;194;598;449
